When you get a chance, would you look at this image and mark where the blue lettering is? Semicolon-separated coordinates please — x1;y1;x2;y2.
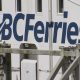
67;22;78;44
45;22;53;42
53;22;62;43
13;13;25;41
24;14;35;41
34;21;44;42
2;14;12;40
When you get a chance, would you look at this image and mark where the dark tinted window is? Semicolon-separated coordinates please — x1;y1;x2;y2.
37;0;42;12
0;0;2;11
59;0;63;13
17;0;21;11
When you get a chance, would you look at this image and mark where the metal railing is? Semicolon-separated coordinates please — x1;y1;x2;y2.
0;43;80;80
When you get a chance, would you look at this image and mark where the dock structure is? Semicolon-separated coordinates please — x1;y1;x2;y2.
0;43;80;80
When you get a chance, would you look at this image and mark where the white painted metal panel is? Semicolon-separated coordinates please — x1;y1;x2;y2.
39;72;49;80
21;59;37;80
2;0;15;13
12;72;20;80
11;54;20;68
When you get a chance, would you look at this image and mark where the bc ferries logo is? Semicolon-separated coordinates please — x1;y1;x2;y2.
0;11;80;45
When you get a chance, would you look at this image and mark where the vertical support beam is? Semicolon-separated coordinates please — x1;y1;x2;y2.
60;47;70;80
79;64;80;80
0;43;5;80
2;42;11;80
62;57;70;80
73;65;79;80
48;0;53;71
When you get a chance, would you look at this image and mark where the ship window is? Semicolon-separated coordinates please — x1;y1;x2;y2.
17;0;21;11
58;0;63;13
37;0;42;12
0;0;2;11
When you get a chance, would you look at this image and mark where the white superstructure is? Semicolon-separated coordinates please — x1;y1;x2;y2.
0;0;80;80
